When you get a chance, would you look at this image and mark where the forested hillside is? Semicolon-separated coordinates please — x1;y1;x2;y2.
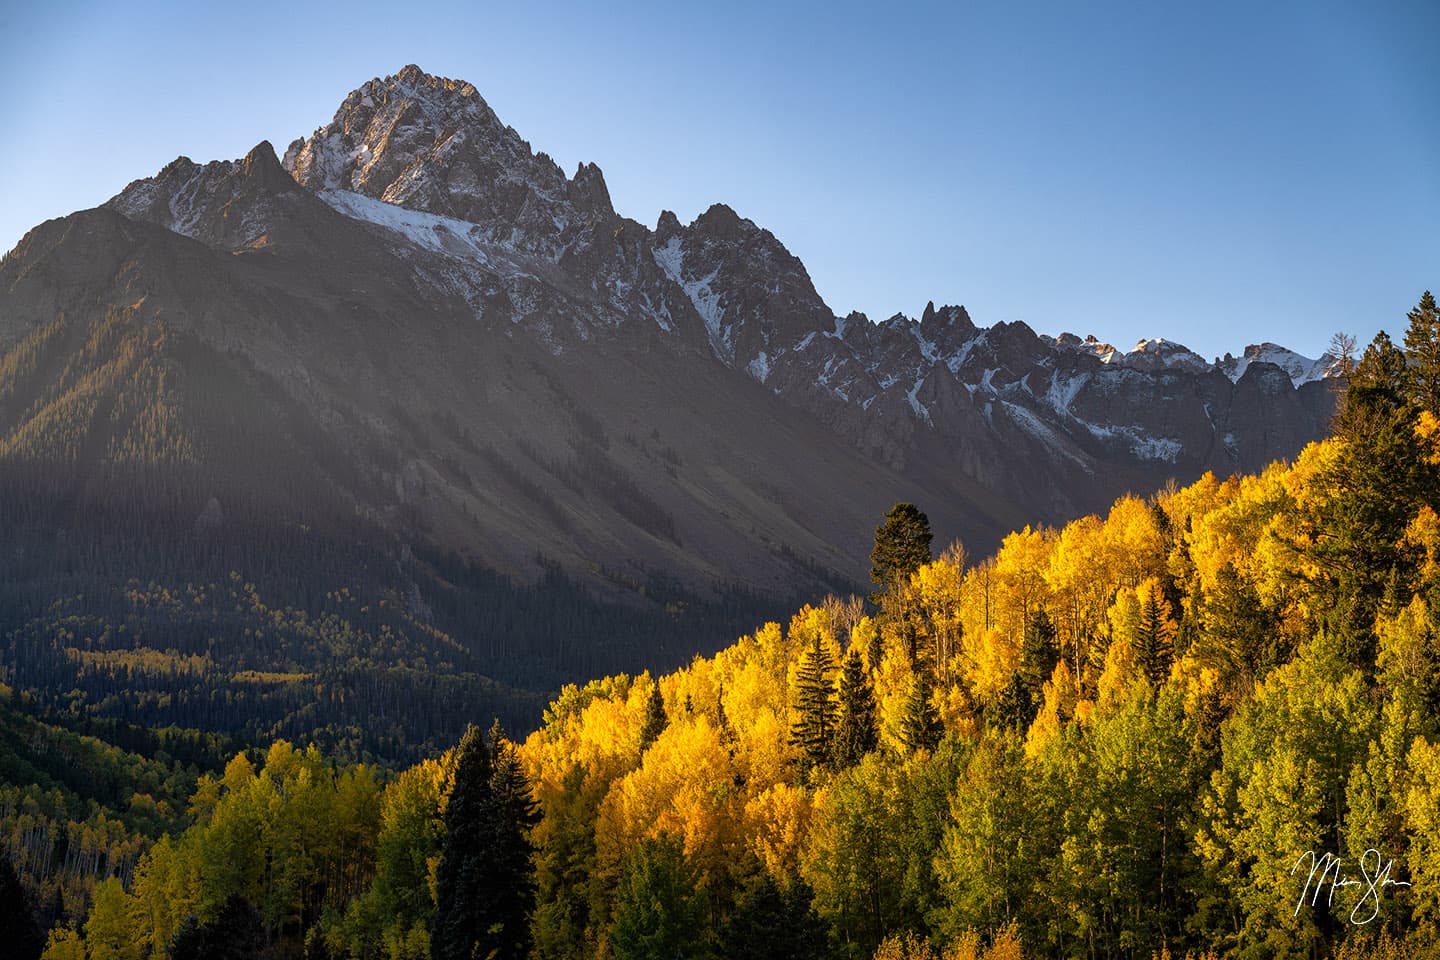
6;292;1440;959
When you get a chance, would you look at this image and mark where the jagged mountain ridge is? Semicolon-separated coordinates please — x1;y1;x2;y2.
274;67;1334;504
2;65;1336;608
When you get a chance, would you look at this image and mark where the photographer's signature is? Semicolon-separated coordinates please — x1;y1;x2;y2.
1292;849;1411;924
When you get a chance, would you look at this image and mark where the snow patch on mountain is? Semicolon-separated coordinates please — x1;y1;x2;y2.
907;379;932;424
944;329;986;373
1045;370;1089;417
910;326;940;363
653;237;730;359
1003;402;1090;469
1130;436;1184;462
1080;418;1183;463
320;189;496;263
748;351;771;384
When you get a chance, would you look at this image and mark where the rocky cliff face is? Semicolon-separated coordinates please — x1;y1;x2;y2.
285;65;614;256
1;65;1338;601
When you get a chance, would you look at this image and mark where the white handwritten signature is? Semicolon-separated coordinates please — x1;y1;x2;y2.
1292;849;1412;925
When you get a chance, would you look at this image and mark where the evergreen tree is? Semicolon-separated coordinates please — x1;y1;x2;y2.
432;724;493;960
530;765;600;960
0;858;42;960
832;648;879;768
169;894;265;960
608;835;705;960
1337;329;1411;438
1195;564;1282;683
1133;582;1176;685
486;720;541;960
899;669;943;752
433;723;540;960
1019;607;1059;706
990;670;1032;732
869;503;933;604
1404;290;1440;415
715;686;736;746
790;634;837;773
1186;683;1226;779
639;679;668;752
717;874;831;960
1312;329;1438;666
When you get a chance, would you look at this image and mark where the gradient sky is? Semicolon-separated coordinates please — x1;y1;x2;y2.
2;0;1436;362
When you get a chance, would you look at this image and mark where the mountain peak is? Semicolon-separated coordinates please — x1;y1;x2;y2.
693;203;751;237
568;161;612;217
106;139;312;249
239;140;296;193
284;65;613;255
394;63;458;87
1218;342;1339;386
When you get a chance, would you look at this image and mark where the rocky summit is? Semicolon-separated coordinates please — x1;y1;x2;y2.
1;64;1337;624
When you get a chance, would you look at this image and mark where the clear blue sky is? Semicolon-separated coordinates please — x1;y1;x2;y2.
2;0;1435;362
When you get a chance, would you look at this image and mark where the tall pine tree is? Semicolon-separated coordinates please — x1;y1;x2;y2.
869;503;933;604
432;724;493;960
1404;290;1440;415
1133;583;1176;685
900;669;943;752
790;634;838;774
717;874;831;960
639;678;668;752
1312;328;1439;666
832;648;879;768
1019;607;1059;707
431;722;539;960
0;858;42;960
487;721;541;960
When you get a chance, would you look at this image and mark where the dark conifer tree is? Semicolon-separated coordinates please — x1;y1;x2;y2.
989;671;1032;732
1311;328;1439;666
1195;564;1281;682
486;720;541;960
869;503;933;604
1334;328;1413;447
1133;585;1175;685
899;669;943;752
431;724;493;960
169;894;265;960
865;624;885;677
639;679;668;752
715;687;736;747
717;874;831;960
608;835;704;960
1186;684;1226;783
1404;290;1440;415
1019;607;1059;705
0;858;42;960
790;634;838;773
832;648;878;768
